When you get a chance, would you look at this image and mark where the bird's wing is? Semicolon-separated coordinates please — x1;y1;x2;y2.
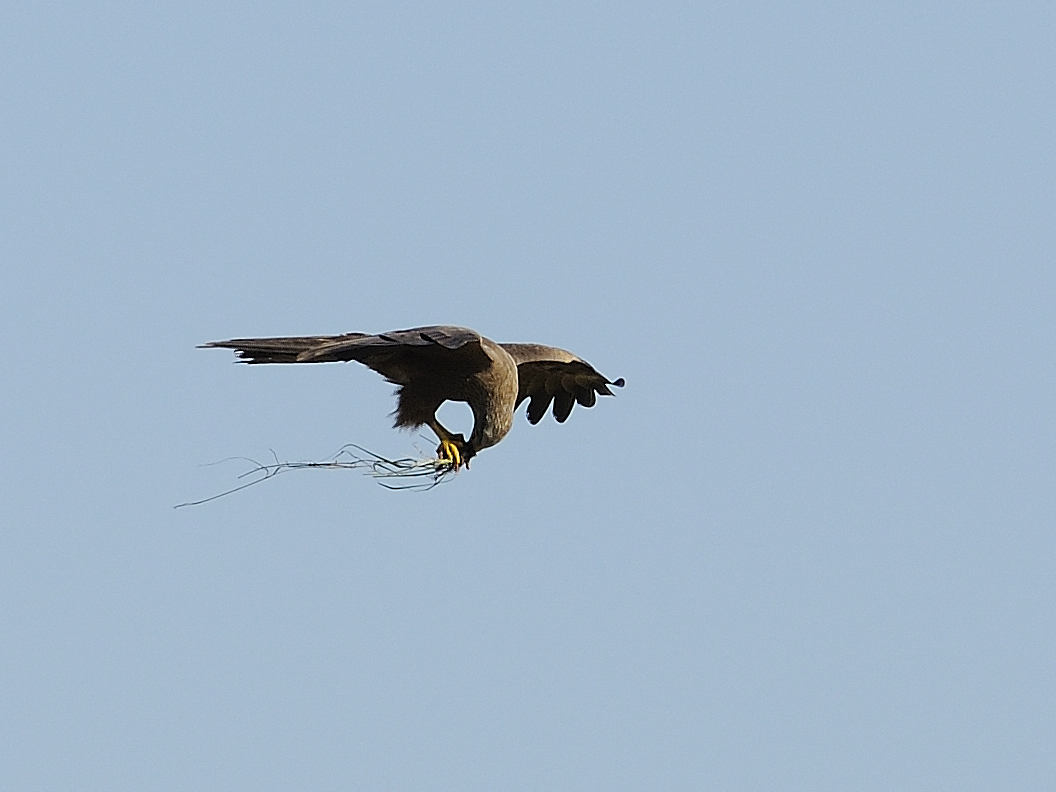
500;343;625;424
199;333;369;363
202;326;491;384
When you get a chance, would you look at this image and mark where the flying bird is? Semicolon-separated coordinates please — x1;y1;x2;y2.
202;325;624;469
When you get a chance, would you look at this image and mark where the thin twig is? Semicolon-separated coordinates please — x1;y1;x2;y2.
175;444;456;508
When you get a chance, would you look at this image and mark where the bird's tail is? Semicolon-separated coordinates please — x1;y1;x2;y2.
199;333;368;364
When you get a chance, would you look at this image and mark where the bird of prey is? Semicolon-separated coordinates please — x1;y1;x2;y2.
202;325;624;469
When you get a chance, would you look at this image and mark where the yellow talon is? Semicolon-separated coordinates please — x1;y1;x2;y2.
439;439;462;469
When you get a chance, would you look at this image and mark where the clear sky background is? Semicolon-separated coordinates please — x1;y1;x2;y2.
3;1;1054;789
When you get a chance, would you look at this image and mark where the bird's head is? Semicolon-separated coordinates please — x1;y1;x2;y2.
461;437;478;468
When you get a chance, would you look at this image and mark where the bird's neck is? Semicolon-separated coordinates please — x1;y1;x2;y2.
471;398;514;451
468;344;518;452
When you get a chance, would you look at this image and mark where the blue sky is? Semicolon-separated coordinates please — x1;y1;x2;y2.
3;1;1055;788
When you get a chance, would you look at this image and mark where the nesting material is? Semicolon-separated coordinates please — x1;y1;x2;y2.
175;444;457;507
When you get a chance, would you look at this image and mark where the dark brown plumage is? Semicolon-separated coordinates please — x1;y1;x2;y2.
201;325;623;468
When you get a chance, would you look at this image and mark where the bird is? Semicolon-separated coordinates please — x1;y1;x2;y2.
201;325;624;469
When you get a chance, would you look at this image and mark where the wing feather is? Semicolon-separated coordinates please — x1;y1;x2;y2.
202;325;491;385
544;373;563;396
500;343;623;425
553;392;575;423
575;387;596;408
199;333;367;363
527;393;553;425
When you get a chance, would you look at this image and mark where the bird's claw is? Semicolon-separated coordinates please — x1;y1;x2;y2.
437;438;464;470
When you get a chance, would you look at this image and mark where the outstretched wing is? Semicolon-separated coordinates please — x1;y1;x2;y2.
201;325;492;385
501;343;624;424
199;333;368;363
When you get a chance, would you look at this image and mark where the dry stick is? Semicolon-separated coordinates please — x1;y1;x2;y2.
175;444;456;508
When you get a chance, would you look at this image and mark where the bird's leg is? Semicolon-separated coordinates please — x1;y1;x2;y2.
427;418;467;470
